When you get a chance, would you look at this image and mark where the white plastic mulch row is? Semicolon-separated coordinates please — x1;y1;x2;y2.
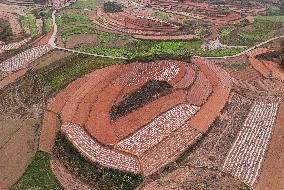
114;61;180;86
222;101;279;187
115;103;199;157
0;37;31;52
61;122;141;173
141;123;201;176
0;45;50;72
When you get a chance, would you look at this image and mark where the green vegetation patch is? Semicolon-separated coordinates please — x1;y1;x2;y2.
151;11;169;21
69;0;97;11
194;27;210;37
31;8;52;34
57;12;91;28
221;16;284;46
57;12;128;43
10;151;63;190
37;54;126;90
77;39;246;60
103;1;123;13
220;27;234;37
19;14;37;36
0;19;12;42
111;80;173;120
221;63;248;71
254;15;284;22
53;132;143;190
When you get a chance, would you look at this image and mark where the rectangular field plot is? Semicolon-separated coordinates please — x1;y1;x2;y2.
222;101;279;187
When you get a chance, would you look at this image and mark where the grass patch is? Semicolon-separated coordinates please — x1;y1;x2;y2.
221;16;284;46
69;0;97;10
103;1;123;13
43;18;53;34
220;27;234;37
10;151;63;190
37;54;126;90
77;39;246;59
254;15;284;22
53;132;143;190
57;12;128;43
151;11;169;20
221;63;248;71
57;12;91;28
19;14;37;36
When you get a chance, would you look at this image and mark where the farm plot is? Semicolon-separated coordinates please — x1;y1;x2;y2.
115;103;199;157
0;45;51;72
140;124;201;176
113;60;181;86
201;59;233;90
0;38;31;53
222;101;279;187
186;71;212;106
174;64;196;89
187;93;254;168
61;122;141;173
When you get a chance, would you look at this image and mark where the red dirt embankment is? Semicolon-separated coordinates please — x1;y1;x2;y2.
187;57;230;133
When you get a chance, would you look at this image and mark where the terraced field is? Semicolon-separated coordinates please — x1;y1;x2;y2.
1;0;284;189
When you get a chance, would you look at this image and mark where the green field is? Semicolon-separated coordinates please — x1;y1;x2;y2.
19;14;37;36
77;40;247;60
221;15;284;46
37;54;126;90
69;0;97;10
10;152;63;190
57;12;128;43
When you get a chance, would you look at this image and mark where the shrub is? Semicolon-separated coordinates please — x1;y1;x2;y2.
103;1;123;13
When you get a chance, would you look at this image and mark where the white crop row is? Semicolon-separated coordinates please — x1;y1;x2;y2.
0;45;50;72
114;61;180;86
0;37;31;52
61;122;141;173
222;101;279;186
115;103;199;157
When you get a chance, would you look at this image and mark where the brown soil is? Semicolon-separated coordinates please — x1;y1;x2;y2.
249;57;271;77
31;50;72;70
0;118;38;190
65;34;98;49
0;68;28;89
47;76;89;114
187;86;230;133
255;96;284;190
72;65;122;125
85;84;123;145
39;110;60;153
142;166;247;190
33;32;52;47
